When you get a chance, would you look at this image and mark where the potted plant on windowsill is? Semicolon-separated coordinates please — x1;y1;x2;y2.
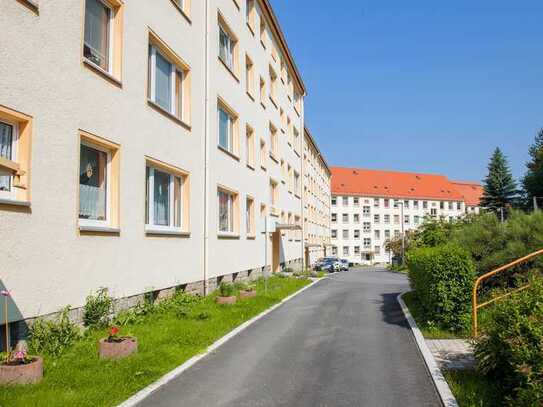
237;283;257;300
0;347;43;385
98;326;138;360
216;283;237;305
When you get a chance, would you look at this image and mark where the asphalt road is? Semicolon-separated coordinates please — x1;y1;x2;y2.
138;268;441;407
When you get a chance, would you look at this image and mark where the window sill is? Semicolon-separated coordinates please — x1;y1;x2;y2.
269;153;279;163
260;164;267;171
260;39;267;49
246;91;255;102
16;0;39;14
260;101;266;110
218;57;240;83
218;145;240;161
246;22;255;36
269;96;278;109
294;106;301;117
246;163;255;171
0;198;31;208
247;235;256;240
79;225;120;234
169;0;192;24
146;227;190;237
83;58;122;88
147;100;192;130
218;232;240;239
280;128;285;134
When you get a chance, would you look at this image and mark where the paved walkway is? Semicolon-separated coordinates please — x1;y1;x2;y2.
138;268;441;407
426;339;475;370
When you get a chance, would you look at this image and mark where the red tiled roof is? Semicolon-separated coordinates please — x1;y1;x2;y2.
451;181;484;206
330;167;466;201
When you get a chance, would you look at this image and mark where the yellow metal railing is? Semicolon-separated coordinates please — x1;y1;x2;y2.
472;248;543;337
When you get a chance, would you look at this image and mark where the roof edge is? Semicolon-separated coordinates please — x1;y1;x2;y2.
304;126;331;175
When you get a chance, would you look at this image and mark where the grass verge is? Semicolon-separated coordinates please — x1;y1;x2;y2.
444;370;503;407
0;276;311;407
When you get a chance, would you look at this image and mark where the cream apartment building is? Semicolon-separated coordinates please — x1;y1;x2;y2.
0;0;308;339
330;167;482;265
303;127;331;266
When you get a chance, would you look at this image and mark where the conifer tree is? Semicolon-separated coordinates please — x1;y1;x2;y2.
522;128;543;209
481;148;517;214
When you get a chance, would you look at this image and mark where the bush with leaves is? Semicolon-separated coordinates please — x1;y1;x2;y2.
406;244;476;332
83;288;113;328
474;278;543;406
218;283;235;297
29;307;81;357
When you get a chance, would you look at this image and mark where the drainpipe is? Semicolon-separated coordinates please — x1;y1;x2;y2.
202;0;210;295
300;101;305;272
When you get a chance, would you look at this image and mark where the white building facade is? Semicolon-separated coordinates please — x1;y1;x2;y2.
0;0;310;335
330;168;482;265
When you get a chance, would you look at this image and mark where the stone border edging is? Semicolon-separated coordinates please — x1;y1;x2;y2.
397;292;459;407
118;278;325;407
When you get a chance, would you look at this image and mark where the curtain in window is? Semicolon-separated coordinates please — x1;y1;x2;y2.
84;0;110;70
219;28;232;68
155;52;172;112
0;122;13;192
218;190;232;232
218;108;230;150
153;170;170;226
79;145;107;220
173;176;182;228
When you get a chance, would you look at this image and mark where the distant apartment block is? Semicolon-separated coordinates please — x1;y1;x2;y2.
303;128;331;266
330;167;483;265
0;0;323;334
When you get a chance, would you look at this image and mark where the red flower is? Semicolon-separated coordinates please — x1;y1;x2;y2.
109;326;120;336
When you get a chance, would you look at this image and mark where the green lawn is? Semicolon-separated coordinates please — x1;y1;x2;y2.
444;370;502;407
0;276;311;407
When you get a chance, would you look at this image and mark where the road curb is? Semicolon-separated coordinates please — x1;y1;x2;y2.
117;278;324;407
397;292;459;407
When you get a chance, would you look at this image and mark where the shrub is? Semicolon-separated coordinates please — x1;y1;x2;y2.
474;278;543;406
218;283;235;297
29;307;81;357
83;288;113;328
406;244;476;332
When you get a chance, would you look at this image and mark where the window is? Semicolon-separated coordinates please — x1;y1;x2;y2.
374;246;381;255
353;197;359;206
331;196;337;206
342;214;349;223
269;123;278;159
394;214;400;224
342;196;348;206
331;229;337;239
423;201;428;209
384;214;390;224
259;15;267;47
394;200;399;209
374;230;380;240
363;238;371;249
331;213;337;223
431;208;438;218
78;132;120;230
78;145;108;224
245;55;254;97
342;229;349;239
217;98;239;156
374;214;380;224
385;230;391;239
259;76;266;107
246;0;255;32
354;230;360;239
353;214;360;223
260;139;267;169
404;200;410;209
440;201;445;210
145;163;188;233
343;246;349;256
294;89;302;114
0;107;32;204
246;196;255;236
374;198;380;208
293;127;300;153
384;199;390;208
294;171;300;196
246;125;255;168
218;187;238;235
413;200;419;210
363;222;371;233
414;215;420;225
332;247;338;256
269;66;278;105
363;206;370;217
394;230;400;238
218;15;239;76
287;164;292;192
354;246;360;255
83;0;123;80
148;31;191;124
404;215;410;224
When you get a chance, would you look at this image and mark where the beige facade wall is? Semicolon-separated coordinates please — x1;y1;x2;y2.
303;128;331;266
0;0;307;323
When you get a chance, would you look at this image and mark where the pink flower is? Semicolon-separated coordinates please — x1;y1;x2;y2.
14;350;26;360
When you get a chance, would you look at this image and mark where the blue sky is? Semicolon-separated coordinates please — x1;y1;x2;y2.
269;0;543;183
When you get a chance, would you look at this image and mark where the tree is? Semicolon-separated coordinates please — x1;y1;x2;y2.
522;128;543;209
481;148;517;215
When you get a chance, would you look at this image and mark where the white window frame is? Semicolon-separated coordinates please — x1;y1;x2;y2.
84;0;114;74
149;45;184;119
78;140;112;228
145;166;183;233
0;119;18;201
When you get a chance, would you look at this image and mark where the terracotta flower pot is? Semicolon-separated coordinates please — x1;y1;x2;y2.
239;290;257;300
99;337;138;360
0;357;43;385
216;296;237;305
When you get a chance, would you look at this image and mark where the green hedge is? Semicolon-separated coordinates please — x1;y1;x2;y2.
406;244;476;332
474;278;543;406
